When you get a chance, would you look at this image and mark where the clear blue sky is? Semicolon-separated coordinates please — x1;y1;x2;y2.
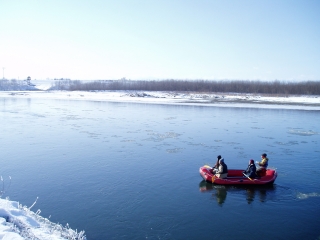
1;0;319;81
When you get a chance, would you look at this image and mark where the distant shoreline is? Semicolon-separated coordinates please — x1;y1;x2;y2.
1;90;320;110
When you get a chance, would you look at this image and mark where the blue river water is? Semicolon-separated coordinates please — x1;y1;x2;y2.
1;97;320;239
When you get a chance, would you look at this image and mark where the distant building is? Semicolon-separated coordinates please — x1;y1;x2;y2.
25;76;35;86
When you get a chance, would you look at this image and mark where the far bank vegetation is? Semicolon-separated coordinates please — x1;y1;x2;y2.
1;79;320;95
52;79;320;95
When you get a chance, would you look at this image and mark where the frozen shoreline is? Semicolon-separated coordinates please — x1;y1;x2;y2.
0;197;86;240
1;90;320;110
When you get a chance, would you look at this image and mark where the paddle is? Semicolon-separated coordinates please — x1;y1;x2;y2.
204;165;219;170
243;172;254;181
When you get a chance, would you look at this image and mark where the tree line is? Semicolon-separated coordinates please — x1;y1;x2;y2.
52;79;320;95
1;79;319;95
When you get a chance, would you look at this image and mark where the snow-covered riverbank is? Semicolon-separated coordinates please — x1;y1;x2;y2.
0;197;86;240
1;90;320;110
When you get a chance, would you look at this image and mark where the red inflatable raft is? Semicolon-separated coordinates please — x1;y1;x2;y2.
199;165;277;185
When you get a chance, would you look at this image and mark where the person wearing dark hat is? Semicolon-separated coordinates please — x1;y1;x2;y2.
214;158;228;179
256;153;269;177
243;159;257;178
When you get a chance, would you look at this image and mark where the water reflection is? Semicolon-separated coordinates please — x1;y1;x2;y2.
199;180;276;205
215;186;227;206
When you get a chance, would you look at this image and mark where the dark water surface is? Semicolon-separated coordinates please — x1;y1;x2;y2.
1;97;320;239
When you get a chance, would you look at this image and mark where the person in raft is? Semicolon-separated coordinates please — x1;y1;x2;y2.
210;155;222;174
256;153;269;177
212;155;222;170
213;158;228;179
243;159;257;178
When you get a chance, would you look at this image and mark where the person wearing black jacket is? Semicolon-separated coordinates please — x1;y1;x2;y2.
243;159;257;178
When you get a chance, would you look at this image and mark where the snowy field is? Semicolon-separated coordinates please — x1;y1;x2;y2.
1;83;320;239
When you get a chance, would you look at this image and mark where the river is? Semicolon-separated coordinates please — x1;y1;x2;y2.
1;97;319;239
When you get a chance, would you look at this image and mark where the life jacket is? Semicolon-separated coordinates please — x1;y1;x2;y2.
261;157;269;168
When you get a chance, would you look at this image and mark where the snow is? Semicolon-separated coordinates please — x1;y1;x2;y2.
1;79;319;110
0;197;86;240
0;86;319;239
0;90;319;111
